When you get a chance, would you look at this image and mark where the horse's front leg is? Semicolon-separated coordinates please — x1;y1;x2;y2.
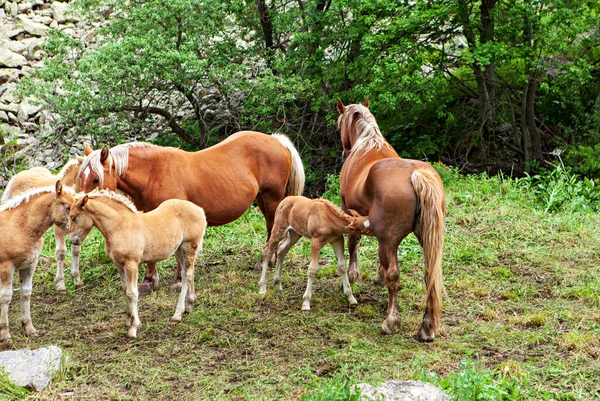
331;237;357;308
123;260;141;337
53;225;67;292
347;234;362;283
0;263;14;341
19;260;38;337
302;238;324;311
71;243;83;288
138;262;159;296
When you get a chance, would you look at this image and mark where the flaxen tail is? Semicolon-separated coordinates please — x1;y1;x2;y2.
411;168;445;334
273;134;305;197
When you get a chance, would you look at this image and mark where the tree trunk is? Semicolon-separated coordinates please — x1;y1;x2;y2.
256;0;275;69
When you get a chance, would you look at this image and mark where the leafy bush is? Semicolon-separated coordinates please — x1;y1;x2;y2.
516;164;600;213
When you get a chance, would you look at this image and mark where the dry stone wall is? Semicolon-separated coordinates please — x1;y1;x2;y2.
0;0;92;181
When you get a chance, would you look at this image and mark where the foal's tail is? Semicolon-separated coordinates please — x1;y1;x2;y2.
273;134;305;197
411;168;446;334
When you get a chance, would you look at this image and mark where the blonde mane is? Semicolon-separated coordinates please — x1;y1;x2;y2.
315;199;354;225
337;104;390;154
0;185;76;212
78;142;155;189
76;189;140;213
56;159;82;180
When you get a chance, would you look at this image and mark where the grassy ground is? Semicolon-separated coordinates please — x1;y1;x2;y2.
1;166;599;400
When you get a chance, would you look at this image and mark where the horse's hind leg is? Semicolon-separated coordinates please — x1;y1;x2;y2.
139;262;159;296
379;240;402;335
331;237;357;308
170;260;183;293
258;221;290;294
19;260;38;336
274;231;300;291
171;250;188;323
0;263;14;341
54;225;67;292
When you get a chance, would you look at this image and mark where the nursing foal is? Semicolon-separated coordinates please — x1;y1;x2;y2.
0;181;74;341
68;190;207;337
258;196;372;311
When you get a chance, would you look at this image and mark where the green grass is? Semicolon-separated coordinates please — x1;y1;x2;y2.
1;166;600;400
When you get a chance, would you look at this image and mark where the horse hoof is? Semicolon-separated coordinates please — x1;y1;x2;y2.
75;281;85;289
127;329;138;338
25;329;39;338
372;274;384;286
138;281;154;297
55;283;67;292
251;262;262;273
416;327;435;342
348;270;361;284
381;319;399;335
170;282;182;293
170;317;182;325
0;333;11;342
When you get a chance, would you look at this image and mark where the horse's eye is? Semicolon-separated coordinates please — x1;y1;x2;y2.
71;216;77;222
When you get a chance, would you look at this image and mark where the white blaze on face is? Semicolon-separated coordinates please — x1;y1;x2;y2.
83;166;91;180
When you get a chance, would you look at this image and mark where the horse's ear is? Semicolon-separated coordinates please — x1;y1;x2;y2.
84;143;93;156
55;180;63;195
76;156;84;163
348;209;361;217
336;99;346;114
81;195;88;207
100;145;110;163
362;98;370;108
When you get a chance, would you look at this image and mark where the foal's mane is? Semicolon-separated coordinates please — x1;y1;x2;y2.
314;199;354;225
56;159;82;180
79;142;155;188
0;185;76;212
337;104;390;154
77;189;140;213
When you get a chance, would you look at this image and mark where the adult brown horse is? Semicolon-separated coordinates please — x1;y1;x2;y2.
336;99;445;341
77;131;305;293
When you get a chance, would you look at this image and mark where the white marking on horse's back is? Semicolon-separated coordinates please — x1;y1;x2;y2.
364;220;370;228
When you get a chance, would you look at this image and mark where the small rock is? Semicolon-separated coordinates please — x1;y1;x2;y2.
356;381;449;401
0;68;23;84
32;15;53;26
0;47;28;68
0;110;8;122
0;102;19;114
1;39;27;54
0;346;64;392
16;15;49;36
51;1;69;24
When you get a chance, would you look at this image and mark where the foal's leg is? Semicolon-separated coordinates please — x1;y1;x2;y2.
171;245;197;322
19;261;38;336
273;231;301;291
302;238;325;311
139;262;159;296
0;263;14;341
54;225;67;292
71;243;83;288
331;237;357;308
258;222;289;295
170;260;183;293
123;260;141;338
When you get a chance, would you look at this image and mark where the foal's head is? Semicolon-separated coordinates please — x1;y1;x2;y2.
77;144;118;193
51;180;76;232
68;194;94;245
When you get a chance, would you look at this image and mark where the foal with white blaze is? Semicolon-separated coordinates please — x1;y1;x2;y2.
68;190;207;337
258;196;372;311
0;181;74;341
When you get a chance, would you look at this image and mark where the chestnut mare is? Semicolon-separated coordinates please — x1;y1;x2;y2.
336;99;445;341
0;181;75;341
258;196;372;311
2;159;84;291
68;190;208;338
77;131;305;294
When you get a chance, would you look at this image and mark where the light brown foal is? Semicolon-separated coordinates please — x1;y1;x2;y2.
258;196;372;311
0;181;74;341
2;159;84;291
